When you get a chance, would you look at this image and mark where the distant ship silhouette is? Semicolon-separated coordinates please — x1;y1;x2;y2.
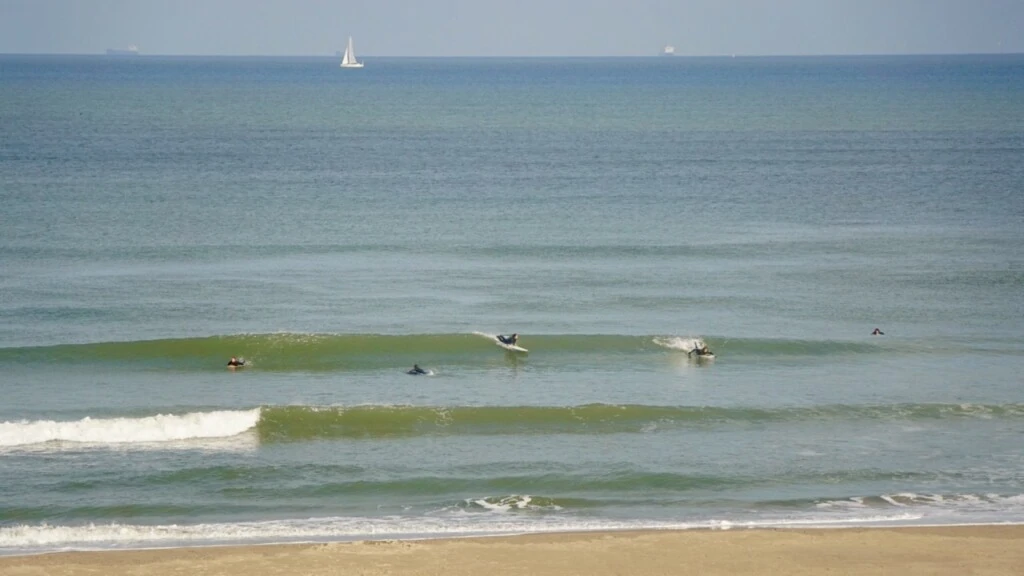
106;45;139;56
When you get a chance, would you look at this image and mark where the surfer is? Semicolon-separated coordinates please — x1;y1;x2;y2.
227;357;245;368
872;328;884;335
688;344;713;358
497;333;519;346
407;364;428;375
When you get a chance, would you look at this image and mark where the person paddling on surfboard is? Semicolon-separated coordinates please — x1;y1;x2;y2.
497;333;519;346
872;328;884;335
227;357;245;368
408;364;428;375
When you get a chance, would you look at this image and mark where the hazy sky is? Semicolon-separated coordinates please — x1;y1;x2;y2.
2;0;1022;57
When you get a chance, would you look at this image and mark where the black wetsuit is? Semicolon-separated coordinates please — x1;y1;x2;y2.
497;335;517;346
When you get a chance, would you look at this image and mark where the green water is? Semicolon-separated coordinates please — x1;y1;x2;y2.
1;54;1023;555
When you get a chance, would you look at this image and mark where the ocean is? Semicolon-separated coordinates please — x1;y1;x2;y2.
1;54;1023;556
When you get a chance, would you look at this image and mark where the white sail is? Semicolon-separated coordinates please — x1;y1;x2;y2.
340;36;364;68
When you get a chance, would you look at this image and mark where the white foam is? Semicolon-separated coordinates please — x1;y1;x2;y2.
0;409;261;448
469;495;561;512
8;492;1024;556
711;513;924;528
815;492;1024;522
0;517;654;553
0;511;948;556
653;336;705;353
817;496;867;510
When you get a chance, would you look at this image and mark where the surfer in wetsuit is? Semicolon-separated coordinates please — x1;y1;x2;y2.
872;328;884;335
227;357;245;368
408;364;428;375
688;344;712;357
497;333;519;346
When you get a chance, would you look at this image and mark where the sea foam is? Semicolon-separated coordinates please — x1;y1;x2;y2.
0;409;261;447
653;336;705;353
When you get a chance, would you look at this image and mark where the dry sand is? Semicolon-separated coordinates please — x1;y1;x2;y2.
2;526;1023;576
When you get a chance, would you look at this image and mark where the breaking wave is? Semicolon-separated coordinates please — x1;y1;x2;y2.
4;403;1024;447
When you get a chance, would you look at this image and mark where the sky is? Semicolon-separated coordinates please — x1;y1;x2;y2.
1;0;1022;57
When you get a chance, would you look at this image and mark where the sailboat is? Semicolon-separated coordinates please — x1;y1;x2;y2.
340;36;364;68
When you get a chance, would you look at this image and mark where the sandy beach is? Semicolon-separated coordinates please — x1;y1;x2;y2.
3;526;1023;576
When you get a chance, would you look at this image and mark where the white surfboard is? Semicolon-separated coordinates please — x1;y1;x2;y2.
496;341;529;353
473;331;528;353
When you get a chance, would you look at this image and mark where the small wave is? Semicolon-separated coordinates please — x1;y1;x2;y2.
254;403;1024;442
0;333;523;371
0;516;679;554
818;492;1024;516
0;332;955;371
2;496;1019;555
6;403;1024;448
0;409;261;448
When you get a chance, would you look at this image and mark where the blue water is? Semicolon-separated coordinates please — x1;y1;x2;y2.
1;54;1023;556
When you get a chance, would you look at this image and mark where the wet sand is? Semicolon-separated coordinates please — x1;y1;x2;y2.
3;526;1023;576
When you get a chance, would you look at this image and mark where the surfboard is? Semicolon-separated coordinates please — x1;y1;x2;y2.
472;331;529;353
496;341;529;353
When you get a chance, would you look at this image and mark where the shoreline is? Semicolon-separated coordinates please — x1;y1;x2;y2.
3;525;1023;575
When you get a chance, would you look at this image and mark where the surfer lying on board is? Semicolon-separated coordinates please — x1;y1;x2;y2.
407;364;428;375
496;333;519;346
227;357;245;368
872;328;884;335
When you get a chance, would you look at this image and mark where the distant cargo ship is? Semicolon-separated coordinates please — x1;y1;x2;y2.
105;45;139;56
661;45;675;56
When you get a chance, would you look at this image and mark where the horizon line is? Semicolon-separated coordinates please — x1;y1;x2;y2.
3;51;1023;59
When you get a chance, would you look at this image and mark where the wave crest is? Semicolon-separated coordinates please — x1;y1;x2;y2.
0;409;261;448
